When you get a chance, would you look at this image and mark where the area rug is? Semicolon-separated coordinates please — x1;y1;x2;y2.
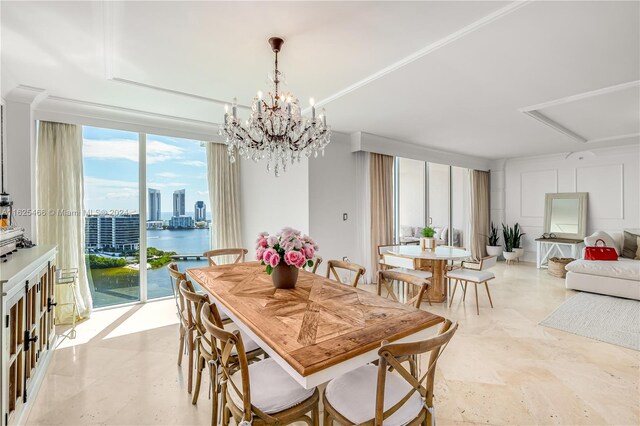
540;292;640;350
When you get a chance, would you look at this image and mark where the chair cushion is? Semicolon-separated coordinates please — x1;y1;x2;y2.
388;267;433;279
222;323;261;354
447;269;495;282
229;358;315;414
325;364;423;426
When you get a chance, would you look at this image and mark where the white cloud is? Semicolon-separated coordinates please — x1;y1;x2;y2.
85;176;137;189
147;139;186;164
83;138;186;164
181;160;206;167
148;181;188;189
104;188;139;200
155;172;179;178
197;190;209;196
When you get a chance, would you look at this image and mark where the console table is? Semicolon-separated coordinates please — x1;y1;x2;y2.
1;245;57;426
535;238;583;269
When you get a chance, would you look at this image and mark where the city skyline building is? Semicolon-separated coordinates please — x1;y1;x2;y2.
148;188;161;221
168;215;194;229
85;214;140;250
173;189;185;217
194;201;206;222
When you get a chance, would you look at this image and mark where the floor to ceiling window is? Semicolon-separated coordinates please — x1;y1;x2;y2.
395;157;470;248
83;126;141;308
82;126;210;308
397;158;426;243
145;134;209;299
427;163;451;244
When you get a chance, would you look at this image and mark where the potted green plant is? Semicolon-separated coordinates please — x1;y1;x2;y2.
420;226;437;251
485;222;502;257
502;223;518;263
513;223;526;260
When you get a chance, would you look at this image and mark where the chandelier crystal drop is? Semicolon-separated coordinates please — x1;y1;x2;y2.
218;37;331;177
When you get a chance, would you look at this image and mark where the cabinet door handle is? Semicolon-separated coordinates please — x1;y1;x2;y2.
47;297;57;312
24;331;38;352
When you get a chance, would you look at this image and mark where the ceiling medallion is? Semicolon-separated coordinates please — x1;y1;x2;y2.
219;37;331;177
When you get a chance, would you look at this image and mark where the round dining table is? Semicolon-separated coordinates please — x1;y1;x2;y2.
383;245;471;303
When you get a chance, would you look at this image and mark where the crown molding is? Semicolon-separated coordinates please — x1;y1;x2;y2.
519;80;640;112
109;77;252;110
520;80;640;144
522;110;588;143
5;85;48;106
35;95;223;142
350;131;492;171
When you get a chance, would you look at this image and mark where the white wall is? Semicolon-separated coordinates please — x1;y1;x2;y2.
4;87;47;240
499;145;640;262
240;157;310;255
308;132;359;269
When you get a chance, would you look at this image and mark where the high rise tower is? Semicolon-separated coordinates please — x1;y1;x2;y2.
173;189;185;217
148;188;161;221
194;201;206;222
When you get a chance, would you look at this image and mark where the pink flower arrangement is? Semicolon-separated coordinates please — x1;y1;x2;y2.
255;228;319;275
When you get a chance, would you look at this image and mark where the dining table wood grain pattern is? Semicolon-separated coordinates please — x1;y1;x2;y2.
187;262;444;377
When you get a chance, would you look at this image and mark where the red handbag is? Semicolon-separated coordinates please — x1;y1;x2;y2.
584;239;618;261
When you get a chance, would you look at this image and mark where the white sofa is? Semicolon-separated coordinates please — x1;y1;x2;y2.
565;231;640;300
399;225;461;247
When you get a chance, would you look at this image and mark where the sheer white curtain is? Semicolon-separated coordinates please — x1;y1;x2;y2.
206;142;242;251
37;121;92;322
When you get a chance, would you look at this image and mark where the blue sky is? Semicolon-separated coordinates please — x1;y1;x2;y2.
82;126;209;217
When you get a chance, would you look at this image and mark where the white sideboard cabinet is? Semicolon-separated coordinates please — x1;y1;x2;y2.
1;246;57;426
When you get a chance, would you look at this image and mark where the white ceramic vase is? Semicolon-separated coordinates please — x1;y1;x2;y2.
420;237;436;251
514;248;525;259
503;251;518;262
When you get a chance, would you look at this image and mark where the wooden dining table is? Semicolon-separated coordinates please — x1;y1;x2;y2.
383;245;471;303
186;262;443;389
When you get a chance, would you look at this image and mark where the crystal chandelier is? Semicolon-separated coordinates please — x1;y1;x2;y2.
219;37;331;177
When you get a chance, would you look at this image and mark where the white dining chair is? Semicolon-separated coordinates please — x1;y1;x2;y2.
446;256;497;315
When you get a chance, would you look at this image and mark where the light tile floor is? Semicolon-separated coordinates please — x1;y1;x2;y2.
26;262;639;425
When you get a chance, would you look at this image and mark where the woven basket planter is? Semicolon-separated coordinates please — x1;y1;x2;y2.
548;257;574;278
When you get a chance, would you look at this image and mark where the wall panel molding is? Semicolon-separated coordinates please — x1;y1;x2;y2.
519;169;558;218
576;163;624;220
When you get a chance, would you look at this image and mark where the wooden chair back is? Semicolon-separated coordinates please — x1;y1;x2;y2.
377;244;403;261
377;269;431;309
168;263;186;299
203;248;248;266
373;320;458;425
479;255;497;270
461;255;497;271
325;260;366;287
305;256;323;274
201;301;255;422
179;280;209;333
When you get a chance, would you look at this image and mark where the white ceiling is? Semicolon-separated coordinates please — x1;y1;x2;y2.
2;1;639;159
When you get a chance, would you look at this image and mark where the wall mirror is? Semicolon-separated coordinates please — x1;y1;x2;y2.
543;192;588;240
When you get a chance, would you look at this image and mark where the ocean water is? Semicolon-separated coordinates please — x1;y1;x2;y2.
89;228;211;308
